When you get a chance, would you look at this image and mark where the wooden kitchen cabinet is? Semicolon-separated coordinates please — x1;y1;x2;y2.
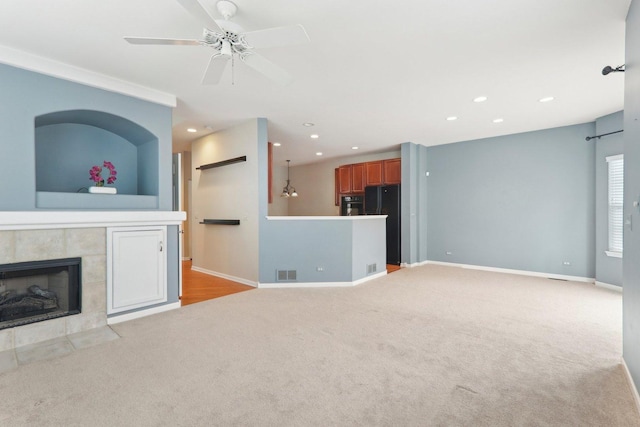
335;158;401;203
351;163;365;193
365;161;383;186
335;168;340;206
383;158;401;184
338;165;352;194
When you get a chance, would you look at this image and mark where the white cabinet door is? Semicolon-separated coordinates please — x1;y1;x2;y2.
107;226;167;314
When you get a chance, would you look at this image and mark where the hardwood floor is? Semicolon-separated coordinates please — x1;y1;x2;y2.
386;264;401;273
181;261;402;306
181;261;254;306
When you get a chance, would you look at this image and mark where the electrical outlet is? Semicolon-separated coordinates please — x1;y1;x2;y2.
446;251;452;255
316;267;324;272
563;261;571;266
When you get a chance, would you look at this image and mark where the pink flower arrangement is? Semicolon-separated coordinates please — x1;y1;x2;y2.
89;161;117;187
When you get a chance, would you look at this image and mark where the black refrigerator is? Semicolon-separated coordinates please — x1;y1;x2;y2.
364;184;401;265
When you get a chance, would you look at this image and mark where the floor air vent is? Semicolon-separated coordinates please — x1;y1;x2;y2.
366;263;377;275
277;270;297;282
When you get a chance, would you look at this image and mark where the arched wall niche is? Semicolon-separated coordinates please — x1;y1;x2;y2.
34;109;159;209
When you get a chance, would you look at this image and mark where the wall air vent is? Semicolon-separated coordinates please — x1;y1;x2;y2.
366;263;377;275
276;270;297;281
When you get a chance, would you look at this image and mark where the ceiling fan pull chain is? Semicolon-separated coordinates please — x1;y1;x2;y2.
232;55;235;85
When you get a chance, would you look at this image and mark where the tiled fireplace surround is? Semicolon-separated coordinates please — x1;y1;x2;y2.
0;211;184;353
0;227;107;352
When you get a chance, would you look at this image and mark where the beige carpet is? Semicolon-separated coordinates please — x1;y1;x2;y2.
0;264;638;426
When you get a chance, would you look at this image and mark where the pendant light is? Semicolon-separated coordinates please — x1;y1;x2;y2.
281;160;298;198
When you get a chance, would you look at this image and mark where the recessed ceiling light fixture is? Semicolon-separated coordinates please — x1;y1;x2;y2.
446;116;458;121
302;122;315;127
538;96;555;103
187;128;197;133
273;142;281;147
473;96;488;103
316;152;323;156
310;134;319;139
493;118;504;123
352;146;359;150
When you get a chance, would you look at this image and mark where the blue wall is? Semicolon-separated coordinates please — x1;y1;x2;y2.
425;123;596;278
623;0;640;398
35;124;139;194
0;63;172;210
0;63;179;310
401;142;428;266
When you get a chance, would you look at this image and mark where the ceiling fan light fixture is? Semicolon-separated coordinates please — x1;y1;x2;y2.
220;40;232;56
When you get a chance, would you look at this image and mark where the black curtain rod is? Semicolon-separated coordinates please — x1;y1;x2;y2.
585;129;623;141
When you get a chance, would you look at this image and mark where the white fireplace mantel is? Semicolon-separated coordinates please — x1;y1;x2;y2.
0;211;186;231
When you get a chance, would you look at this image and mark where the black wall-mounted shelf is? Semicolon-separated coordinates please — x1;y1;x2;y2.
200;219;241;225
196;156;247;171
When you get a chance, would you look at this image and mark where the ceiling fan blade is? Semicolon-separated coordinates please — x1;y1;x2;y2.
241;52;294;86
202;55;229;85
176;0;222;32
124;37;201;46
242;24;310;49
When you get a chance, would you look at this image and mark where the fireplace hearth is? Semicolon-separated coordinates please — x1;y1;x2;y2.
0;258;81;330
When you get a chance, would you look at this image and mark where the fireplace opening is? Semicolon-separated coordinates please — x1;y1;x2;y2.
0;258;81;330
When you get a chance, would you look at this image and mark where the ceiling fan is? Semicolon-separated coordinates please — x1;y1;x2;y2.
124;0;310;85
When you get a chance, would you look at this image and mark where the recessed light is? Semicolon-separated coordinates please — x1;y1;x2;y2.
352;146;359;150
446;116;458;121
273;142;281;147
310;134;319;139
539;96;554;103
303;122;315;127
316;152;323;156
187;128;197;133
493;118;504;123
473;96;488;103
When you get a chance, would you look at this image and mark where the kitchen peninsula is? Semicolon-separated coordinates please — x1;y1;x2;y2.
258;215;387;287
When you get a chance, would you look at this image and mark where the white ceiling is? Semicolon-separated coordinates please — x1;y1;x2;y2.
0;0;630;166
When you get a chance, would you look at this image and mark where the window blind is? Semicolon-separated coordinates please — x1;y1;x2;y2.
606;154;624;254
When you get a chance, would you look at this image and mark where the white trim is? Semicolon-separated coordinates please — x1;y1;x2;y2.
190;266;258;287
605;250;623;258
424;260;595;283
266;215;387;221
106;302;181;325
606;154;624;162
0;211;186;231
595;281;622;292
0;44;176;107
258;271;387;289
401;260;429;268
622;358;640;417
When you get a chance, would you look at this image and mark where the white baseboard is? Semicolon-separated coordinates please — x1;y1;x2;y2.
595;281;622;292
107;301;181;325
190;265;258;287
423;260;595;283
622;358;640;416
401;260;429;268
258;271;387;289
